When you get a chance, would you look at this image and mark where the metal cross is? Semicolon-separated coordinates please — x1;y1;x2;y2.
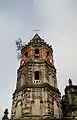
33;29;41;32
33;29;41;34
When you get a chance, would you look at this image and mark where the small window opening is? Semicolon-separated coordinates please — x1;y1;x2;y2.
35;71;39;80
35;49;39;54
47;51;49;57
25;52;28;57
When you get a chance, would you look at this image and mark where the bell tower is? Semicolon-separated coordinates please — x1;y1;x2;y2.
11;34;62;120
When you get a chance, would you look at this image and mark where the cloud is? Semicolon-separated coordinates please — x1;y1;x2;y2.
0;0;77;118
32;0;77;94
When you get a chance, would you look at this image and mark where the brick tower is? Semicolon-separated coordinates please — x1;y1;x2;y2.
11;34;62;120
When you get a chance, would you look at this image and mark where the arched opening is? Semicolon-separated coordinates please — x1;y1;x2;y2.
15;101;21;118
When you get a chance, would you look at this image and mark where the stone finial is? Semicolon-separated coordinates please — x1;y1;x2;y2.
2;108;9;120
68;78;72;86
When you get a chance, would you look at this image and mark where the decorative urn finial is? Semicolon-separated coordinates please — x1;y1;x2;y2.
2;109;9;120
68;78;72;86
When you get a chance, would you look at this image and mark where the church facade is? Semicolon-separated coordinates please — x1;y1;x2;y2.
2;34;77;120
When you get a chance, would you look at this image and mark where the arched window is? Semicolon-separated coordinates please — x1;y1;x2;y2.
53;101;59;118
32;99;41;115
35;71;39;80
35;49;39;54
15;101;21;118
25;52;28;57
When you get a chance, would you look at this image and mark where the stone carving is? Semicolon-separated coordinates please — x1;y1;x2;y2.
2;109;9;120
